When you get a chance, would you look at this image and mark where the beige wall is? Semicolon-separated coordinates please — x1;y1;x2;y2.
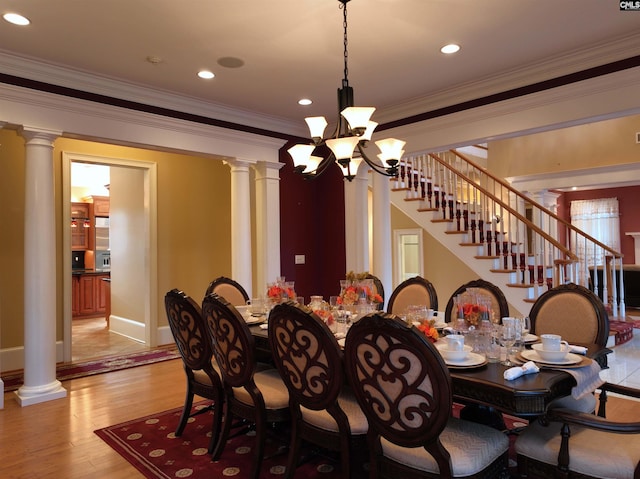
488;114;640;178
390;204;478;312
0;133;232;351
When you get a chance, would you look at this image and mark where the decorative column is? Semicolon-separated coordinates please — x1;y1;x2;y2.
16;127;67;407
344;166;369;273
254;160;283;293
227;159;253;297
372;171;392;309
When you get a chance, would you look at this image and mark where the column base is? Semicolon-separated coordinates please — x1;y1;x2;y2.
14;380;67;407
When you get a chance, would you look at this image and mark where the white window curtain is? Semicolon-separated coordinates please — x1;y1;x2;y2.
570;197;620;266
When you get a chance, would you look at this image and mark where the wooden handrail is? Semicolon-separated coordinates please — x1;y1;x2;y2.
428;152;578;263
449;149;622;260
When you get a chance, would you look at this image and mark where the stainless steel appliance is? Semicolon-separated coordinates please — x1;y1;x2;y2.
95;216;110;251
95;250;110;271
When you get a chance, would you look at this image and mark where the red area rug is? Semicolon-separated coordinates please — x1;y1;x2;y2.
1;346;180;392
95;401;526;479
609;320;634;345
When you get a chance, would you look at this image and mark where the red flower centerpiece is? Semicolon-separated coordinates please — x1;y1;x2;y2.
417;320;440;343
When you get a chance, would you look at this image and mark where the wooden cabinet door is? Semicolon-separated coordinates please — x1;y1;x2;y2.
92;196;110;216
78;275;96;316
71;202;90;250
72;276;80;317
95;274;109;313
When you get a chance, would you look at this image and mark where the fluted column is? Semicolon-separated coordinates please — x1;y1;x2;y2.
344;166;369;273
254;160;283;293
227;159;253;297
16;127;67;407
372;172;392;308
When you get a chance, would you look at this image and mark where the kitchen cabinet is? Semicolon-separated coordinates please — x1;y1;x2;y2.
88;195;110;216
72;272;110;319
71;202;91;251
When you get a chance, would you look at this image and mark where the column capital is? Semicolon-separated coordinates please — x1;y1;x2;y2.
19;126;62;144
255;160;284;181
224;158;253;171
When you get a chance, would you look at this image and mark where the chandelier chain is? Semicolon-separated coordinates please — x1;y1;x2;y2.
342;1;349;84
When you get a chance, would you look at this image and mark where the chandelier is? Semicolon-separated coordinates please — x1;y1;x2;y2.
287;0;406;182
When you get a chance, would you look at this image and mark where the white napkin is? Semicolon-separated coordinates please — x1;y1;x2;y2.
504;361;540;381
442;326;454;335
259;324;268;330
337;338;346;348
569;344;587;355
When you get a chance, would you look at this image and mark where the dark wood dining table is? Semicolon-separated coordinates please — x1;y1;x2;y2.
250;324;610;419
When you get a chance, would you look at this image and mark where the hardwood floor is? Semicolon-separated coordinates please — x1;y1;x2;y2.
1;356;639;478
72;316;148;362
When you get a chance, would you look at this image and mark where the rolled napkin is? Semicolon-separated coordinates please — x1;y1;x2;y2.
504;361;540;381
259;323;269;330
569;344;587;355
442;326;455;335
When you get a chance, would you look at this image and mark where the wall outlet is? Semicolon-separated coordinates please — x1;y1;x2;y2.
294;254;305;265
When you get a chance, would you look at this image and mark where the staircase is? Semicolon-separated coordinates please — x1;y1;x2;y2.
390;149;626;319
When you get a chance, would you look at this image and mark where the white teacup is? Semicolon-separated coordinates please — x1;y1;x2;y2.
540;334;569;352
445;334;465;351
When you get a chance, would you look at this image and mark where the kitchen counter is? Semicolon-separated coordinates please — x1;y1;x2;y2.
72;269;111;275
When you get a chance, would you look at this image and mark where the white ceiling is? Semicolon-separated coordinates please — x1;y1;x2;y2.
2;0;640;137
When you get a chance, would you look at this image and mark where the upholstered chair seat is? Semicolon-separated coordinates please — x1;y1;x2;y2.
205;276;249;306
344;312;510;479
516;383;640;478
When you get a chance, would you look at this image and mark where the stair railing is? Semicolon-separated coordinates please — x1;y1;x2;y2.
394;149;624;315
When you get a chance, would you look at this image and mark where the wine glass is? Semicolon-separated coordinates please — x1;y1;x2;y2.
500;322;517;366
520;316;531;337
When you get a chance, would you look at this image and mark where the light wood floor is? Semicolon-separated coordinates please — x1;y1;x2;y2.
1;358;639;478
72;316;148;362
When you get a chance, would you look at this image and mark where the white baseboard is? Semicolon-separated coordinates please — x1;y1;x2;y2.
108;315;146;343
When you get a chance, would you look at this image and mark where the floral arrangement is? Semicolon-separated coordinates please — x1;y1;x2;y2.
267;284;295;303
313;308;335;327
338;271;383;305
417;319;440;343
459;302;490;327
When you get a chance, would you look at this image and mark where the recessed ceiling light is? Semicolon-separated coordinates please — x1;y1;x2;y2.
298;99;312;106
3;13;30;26
198;70;215;80
441;43;461;54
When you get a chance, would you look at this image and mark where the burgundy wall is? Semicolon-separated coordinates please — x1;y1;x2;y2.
278;145;347;302
558;185;640;264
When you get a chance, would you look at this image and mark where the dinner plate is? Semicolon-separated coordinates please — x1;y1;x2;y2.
243;314;267;325
519;349;583;366
523;333;538;343
442;352;487;369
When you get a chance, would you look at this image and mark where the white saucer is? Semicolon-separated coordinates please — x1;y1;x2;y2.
523;333;539;343
520;349;582;365
442;351;487;368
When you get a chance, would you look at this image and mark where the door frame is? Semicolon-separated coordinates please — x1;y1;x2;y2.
393;228;424;286
61;152;158;363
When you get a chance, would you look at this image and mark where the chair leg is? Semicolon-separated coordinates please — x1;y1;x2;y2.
211;399;233;460
175;388;195;436
283;421;302;479
207;390;224;455
250;414;267;479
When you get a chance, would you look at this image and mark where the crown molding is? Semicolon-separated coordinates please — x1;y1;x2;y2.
376;32;640;124
0;49;307;139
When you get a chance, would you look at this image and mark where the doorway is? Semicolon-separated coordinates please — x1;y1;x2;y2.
62;152;158;364
393;228;424;285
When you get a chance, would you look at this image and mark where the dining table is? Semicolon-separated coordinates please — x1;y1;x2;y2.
249;323;610;419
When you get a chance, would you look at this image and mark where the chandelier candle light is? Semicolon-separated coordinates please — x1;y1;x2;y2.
288;0;406;181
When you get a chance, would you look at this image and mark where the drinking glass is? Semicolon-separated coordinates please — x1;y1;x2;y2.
500;322;517;366
520;316;531;337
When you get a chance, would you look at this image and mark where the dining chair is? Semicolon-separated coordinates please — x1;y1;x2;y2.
529;282;609;352
365;272;386;310
444;278;509;324
515;382;640;479
268;300;368;479
343;312;510;479
201;292;290;479
164;288;223;454
386;275;439;316
528;282;611;413
204;276;250;307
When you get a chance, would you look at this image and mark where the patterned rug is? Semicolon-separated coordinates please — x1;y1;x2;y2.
95;401;526;478
1;346;180;392
609;320;634;345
